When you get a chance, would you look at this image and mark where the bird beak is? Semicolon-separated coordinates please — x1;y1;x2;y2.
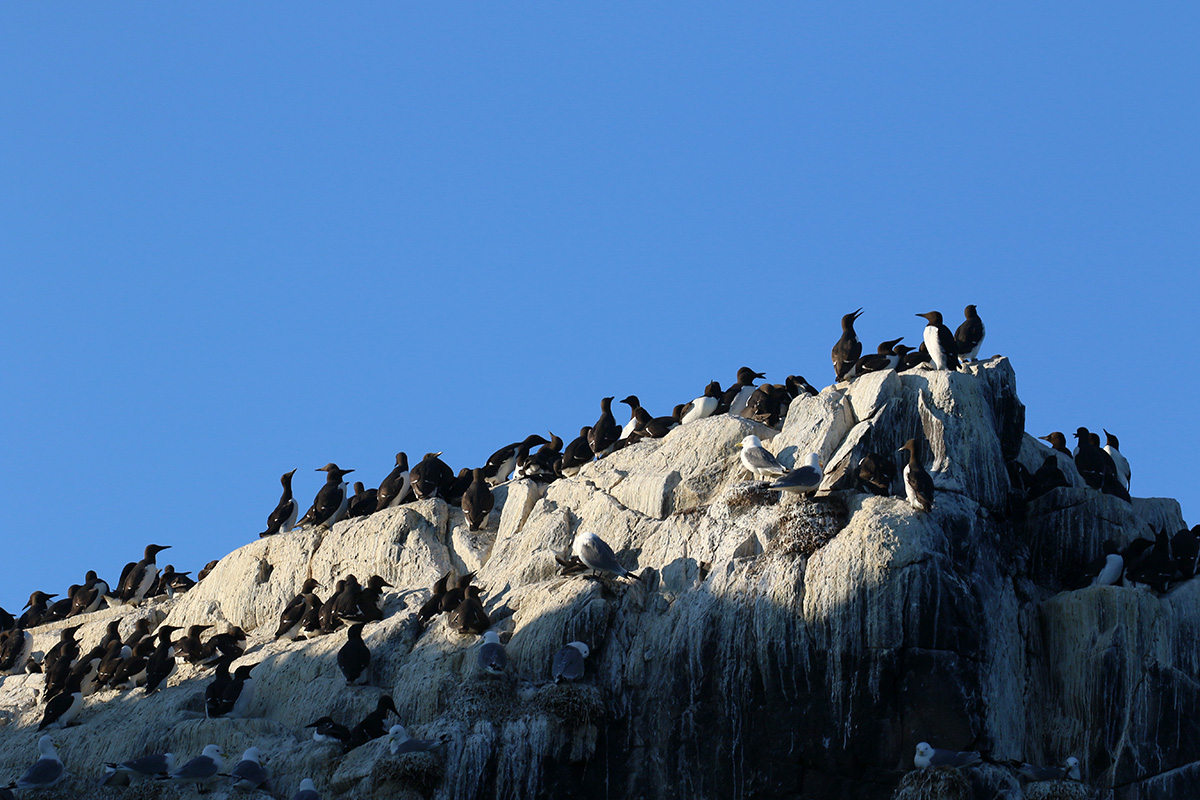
434;452;443;458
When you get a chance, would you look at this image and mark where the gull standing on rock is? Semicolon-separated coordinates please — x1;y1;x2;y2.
478;631;507;674
768;453;822;497
9;735;64;791
913;742;981;769
387;724;447;754
572;531;638;580
736;435;788;481
291;778;322;800
168;744;224;793
229;746;269;791
551;641;590;683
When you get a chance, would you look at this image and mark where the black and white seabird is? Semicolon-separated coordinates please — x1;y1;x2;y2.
618;395;642;441
200;625;247;664
954;304;986;362
551;641;590;683
572;531;637;580
39;672;83;729
275;579;320;640
18;591;57;628
410;452;454;500
519;434;563;482
1039;432;1073;457
913;742;982;769
768;453;822;496
444;468;473;505
482;435;548;486
916;311;960;371
831;308;864;381
143;625;181;693
331;574;364;621
228;747;269;792
222;663;257;717
1103;429;1131;491
1;629;33;675
680;380;722;424
306;716;352;746
1074;427;1130;501
589;397;620;457
347;695;400;750
736;435;788;481
461;468;495;531
350;575;391;623
630;407;678;440
449;585;490;634
1028;454;1070;500
440;572;476;614
856;452;897;496
338;623;371;685
346;482;379;518
723;367;766;417
115;544;171;606
68;571;108;617
417;573;451;622
854;337;905;376
296;464;354;529
259;469;298;537
899;439;935;512
375;452;412;510
558;427;594;477
478;630;507;674
176;624;212;664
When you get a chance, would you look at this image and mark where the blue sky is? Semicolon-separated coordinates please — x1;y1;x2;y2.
3;6;1197;612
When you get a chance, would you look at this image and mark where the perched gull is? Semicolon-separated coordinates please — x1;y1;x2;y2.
291;777;321;800
387;724;446;755
1014;756;1080;782
169;744;224;791
572;531;637;580
768;453;822;496
478;631;507;675
552;641;590;683
103;752;175;783
229;746;269;791
736;435;788;480
12;735;64;790
913;742;982;769
1092;553;1124;587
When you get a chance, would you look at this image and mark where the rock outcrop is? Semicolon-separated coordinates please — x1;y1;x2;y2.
1;356;1196;799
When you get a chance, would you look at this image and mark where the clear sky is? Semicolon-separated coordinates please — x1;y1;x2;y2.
3;6;1197;613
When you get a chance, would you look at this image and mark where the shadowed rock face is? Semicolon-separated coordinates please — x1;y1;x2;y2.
1;356;1197;799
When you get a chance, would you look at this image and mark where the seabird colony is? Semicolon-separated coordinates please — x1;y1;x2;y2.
2;303;1194;795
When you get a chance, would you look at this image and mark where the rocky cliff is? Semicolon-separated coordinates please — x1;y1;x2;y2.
1;356;1196;799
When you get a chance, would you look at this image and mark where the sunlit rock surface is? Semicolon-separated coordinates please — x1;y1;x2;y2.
1;356;1196;799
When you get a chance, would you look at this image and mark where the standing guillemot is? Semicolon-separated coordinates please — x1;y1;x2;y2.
831;308;864;381
259;468;298;537
296;464;354;529
916;311;960;371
